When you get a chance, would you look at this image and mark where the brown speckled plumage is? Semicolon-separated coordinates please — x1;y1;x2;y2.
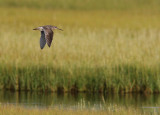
33;25;63;49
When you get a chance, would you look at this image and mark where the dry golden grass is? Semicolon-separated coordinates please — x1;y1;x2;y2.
0;8;160;67
0;104;157;115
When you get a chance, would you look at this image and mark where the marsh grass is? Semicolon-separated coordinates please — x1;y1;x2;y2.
0;7;160;93
0;104;158;115
0;64;159;93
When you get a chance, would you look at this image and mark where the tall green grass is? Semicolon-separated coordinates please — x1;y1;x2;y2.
0;7;160;93
0;64;159;93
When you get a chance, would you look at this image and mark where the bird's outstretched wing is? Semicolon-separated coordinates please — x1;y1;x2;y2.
40;31;46;49
43;28;54;47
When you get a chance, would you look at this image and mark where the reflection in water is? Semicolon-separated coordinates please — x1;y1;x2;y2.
0;91;160;109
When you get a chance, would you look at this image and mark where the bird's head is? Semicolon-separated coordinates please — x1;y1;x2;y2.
51;26;63;31
33;27;43;31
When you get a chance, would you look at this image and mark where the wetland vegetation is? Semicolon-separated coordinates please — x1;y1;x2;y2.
0;0;159;93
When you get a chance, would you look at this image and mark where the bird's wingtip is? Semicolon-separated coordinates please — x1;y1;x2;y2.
40;46;44;49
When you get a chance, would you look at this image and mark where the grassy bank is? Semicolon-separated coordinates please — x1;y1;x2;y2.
0;7;160;93
0;104;158;115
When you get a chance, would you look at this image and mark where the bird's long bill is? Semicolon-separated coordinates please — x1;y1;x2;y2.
57;28;63;31
33;28;38;30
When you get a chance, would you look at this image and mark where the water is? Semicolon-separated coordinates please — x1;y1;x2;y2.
0;91;160;109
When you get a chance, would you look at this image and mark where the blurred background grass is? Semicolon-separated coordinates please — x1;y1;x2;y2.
0;0;160;11
0;0;159;93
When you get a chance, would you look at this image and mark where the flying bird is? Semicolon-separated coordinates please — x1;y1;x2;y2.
33;25;63;49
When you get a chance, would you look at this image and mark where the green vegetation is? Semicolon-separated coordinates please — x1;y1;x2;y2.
0;0;160;93
0;0;160;11
0;64;160;93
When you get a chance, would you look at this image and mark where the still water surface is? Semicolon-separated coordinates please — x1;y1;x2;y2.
0;91;160;109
